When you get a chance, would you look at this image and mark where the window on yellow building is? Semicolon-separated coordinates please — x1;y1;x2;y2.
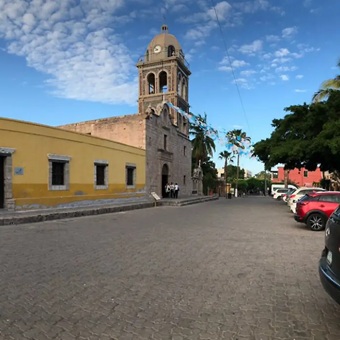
94;160;108;189
126;164;136;187
52;162;65;185
48;154;71;191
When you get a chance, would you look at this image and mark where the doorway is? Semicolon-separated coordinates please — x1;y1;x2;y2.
0;156;4;209
161;164;169;198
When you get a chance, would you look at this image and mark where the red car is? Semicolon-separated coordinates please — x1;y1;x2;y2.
294;191;340;231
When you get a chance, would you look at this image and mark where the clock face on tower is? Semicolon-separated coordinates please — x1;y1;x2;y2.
153;45;161;54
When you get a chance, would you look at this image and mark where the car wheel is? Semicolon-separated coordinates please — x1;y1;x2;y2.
276;196;282;201
307;213;326;231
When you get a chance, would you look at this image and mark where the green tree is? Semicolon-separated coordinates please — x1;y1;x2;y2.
253;91;340;173
313;58;340;102
190;113;216;167
201;159;218;195
226;165;245;182
255;171;271;181
218;150;234;184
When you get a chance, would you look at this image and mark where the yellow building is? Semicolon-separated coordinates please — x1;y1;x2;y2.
0;117;146;210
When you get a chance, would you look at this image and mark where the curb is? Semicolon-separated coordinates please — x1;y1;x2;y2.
0;196;219;226
0;202;154;226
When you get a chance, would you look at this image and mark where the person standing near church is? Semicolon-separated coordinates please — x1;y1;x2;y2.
165;183;170;198
174;183;179;198
170;182;175;198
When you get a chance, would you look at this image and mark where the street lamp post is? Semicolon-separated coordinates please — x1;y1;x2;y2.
235;150;240;197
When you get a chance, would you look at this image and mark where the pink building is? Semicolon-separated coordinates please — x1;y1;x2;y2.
271;167;323;187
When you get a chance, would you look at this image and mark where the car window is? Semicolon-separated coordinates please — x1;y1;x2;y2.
333;206;340;216
299;194;313;202
319;195;337;202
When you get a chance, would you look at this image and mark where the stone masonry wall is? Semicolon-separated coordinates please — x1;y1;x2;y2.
59;115;146;150
145;109;192;197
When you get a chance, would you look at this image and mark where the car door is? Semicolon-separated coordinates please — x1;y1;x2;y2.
317;195;339;217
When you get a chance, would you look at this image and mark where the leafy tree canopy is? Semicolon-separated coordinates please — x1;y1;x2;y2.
253;91;340;172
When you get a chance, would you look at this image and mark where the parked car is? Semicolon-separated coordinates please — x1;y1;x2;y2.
287;187;325;213
273;188;290;200
294;191;340;231
282;188;296;202
270;184;297;196
319;206;340;304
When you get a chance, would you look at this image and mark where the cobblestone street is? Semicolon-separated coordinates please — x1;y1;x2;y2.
1;196;340;340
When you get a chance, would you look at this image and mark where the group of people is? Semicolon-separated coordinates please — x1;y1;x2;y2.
164;182;179;198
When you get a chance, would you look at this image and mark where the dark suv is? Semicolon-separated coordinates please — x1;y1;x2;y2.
294;191;340;231
319;206;340;304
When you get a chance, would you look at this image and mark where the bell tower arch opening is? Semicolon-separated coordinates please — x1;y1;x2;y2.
159;71;168;93
147;73;155;94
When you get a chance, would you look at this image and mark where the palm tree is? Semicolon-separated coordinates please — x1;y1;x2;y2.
190;113;216;167
312;59;340;102
226;129;251;150
218;151;234;183
226;129;251;197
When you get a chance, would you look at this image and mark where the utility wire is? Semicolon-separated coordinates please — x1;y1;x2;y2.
210;0;251;137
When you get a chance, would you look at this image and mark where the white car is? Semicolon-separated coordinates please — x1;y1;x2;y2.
273;188;290;200
282;188;296;202
287;187;325;213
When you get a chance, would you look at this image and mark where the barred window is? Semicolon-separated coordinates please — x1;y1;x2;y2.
48;154;71;191
52;162;65;185
126;165;136;187
94;161;108;189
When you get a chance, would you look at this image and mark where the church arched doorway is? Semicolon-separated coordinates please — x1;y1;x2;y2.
161;164;169;198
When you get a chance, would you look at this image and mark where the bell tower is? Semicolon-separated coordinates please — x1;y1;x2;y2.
136;25;191;123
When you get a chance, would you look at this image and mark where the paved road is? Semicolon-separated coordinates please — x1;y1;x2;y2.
0;196;339;340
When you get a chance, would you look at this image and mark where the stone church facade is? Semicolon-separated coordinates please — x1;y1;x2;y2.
60;25;193;198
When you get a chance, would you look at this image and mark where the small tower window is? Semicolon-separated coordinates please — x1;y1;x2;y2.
159;71;168;93
182;78;187;99
147;73;155;94
177;73;182;94
168;45;176;57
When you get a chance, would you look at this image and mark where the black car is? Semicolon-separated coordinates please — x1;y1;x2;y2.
319;206;340;304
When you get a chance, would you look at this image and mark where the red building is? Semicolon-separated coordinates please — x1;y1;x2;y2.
271;167;323;187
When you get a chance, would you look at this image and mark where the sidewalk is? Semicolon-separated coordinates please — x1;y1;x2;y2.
0;195;219;226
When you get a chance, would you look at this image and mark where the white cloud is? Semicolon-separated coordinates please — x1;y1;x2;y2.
280;74;289;81
239;40;263;55
275;66;297;72
274;48;290;57
240;69;256;77
207;1;232;21
266;35;280;43
235;0;283;14
0;0;137;105
183;1;232;45
296;74;304;79
232;77;252;89
219;57;248;72
295;89;307;92
282;26;298;38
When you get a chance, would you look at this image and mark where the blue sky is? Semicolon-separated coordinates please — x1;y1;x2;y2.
0;0;339;175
